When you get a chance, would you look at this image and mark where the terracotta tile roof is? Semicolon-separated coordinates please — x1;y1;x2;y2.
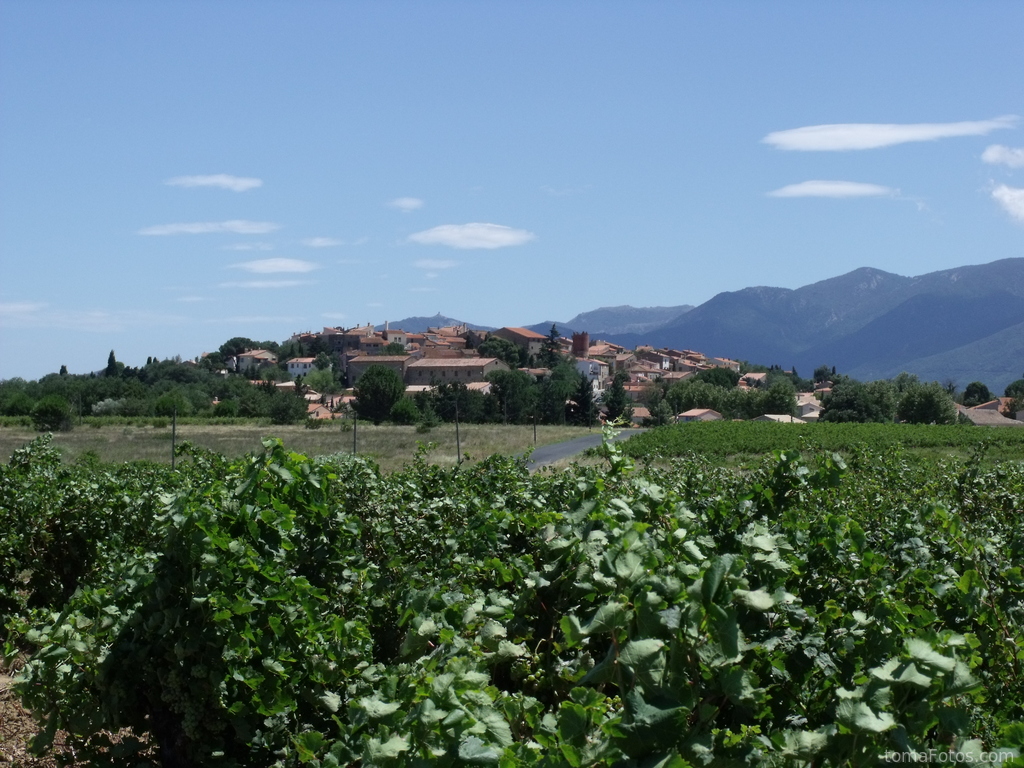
962;409;1023;427
408;357;501;368
499;326;547;339
349;355;413;363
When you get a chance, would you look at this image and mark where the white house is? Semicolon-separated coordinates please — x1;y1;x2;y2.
576;359;609;392
286;357;317;378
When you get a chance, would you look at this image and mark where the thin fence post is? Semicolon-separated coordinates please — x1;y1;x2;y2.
455;398;461;465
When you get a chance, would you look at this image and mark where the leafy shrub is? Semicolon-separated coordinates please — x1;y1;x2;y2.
389;396;419;425
90;397;125;416
31;394;72;432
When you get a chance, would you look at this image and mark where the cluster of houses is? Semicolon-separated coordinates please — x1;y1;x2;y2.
222;321;1022;425
225;323;757;419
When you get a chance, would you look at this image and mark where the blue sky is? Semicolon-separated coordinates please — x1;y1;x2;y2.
2;2;1023;380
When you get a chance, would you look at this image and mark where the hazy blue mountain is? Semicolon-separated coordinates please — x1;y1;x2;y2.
564;304;693;336
377;259;1024;389
377;314;494;333
858;319;1024;394
522;305;692;340
524;321;579;338
602;258;1024;388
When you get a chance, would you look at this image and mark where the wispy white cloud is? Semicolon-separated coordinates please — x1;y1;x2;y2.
230;258;319;274
409;223;535;249
302;237;344;248
993;185;1024;223
388;197;424;212
414;259;458;269
410;286;437;292
983;145;1024;169
763;116;1017;151
0;301;48;317
0;303;188;332
177;296;205;303
165;174;263;192
768;180;897;198
222;242;274;251
214;315;303;324
352;236;370;246
139;220;280;236
220;280;310;289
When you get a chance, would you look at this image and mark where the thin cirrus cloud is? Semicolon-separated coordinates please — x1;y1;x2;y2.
414;259;458;270
229;258;318;274
982;145;1024;169
992;185;1024;223
388;197;424;212
302;237;344;248
768;180;897;198
220;280;310;289
139;220;279;236
762;116;1017;151
165;174;262;192
222;242;274;251
408;223;535;249
0;301;47;317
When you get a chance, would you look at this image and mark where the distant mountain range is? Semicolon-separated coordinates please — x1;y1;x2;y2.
383;258;1024;392
375;314;495;333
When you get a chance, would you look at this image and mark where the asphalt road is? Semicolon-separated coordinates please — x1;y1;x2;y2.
521;428;645;472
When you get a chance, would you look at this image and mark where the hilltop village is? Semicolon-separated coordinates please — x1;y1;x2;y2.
214;319;1024;428
223;321;844;425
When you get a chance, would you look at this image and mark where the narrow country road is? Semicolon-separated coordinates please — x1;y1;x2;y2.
521;429;645;472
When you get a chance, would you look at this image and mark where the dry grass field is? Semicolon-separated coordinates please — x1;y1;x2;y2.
0;422;596;472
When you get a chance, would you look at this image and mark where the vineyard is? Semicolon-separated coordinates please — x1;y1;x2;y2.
3;430;1024;766
621;421;1024;464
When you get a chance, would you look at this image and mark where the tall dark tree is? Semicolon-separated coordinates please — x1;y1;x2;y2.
695;367;740;389
477;336;522;369
536;363;576;424
219;337;258;359
603;372;634;422
567;373;597;427
487;369;536;424
896;382;958;425
821;380;879;423
538;324;562;369
105;350;119;378
962;381;993;407
352;365;406;425
1006;376;1024;400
